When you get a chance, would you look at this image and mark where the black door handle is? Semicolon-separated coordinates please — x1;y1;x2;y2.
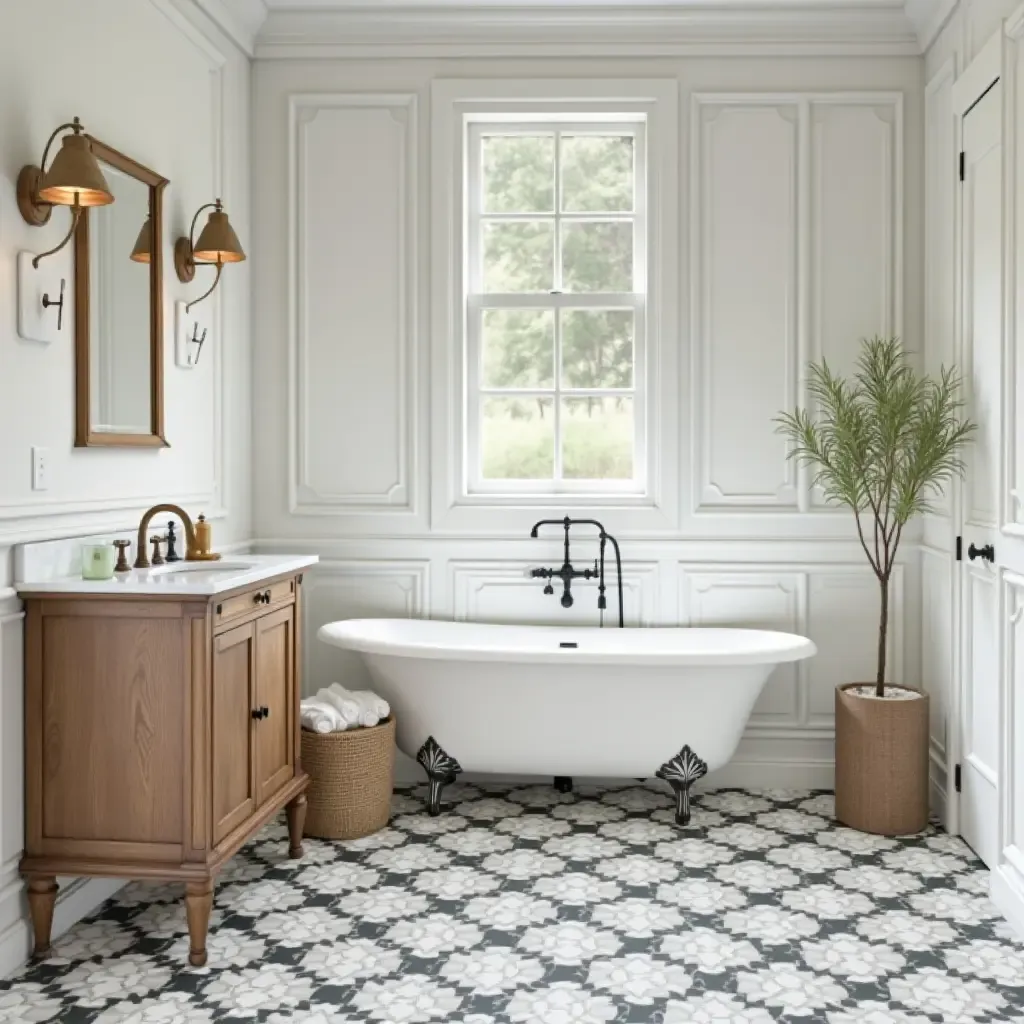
968;542;996;563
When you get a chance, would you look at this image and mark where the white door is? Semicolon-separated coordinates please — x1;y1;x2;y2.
958;79;1002;867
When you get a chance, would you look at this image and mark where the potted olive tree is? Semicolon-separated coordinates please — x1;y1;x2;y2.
777;337;974;834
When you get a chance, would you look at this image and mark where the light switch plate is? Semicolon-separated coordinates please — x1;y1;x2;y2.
175;300;211;369
17;252;67;345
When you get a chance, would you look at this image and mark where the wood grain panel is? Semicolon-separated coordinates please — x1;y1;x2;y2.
41;615;183;844
211;622;256;845
255;606;295;805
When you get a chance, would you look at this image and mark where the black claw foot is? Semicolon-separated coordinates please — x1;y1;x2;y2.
416;737;462;816
656;745;708;826
554;776;573;794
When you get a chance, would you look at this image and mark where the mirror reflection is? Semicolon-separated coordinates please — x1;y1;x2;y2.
88;163;152;434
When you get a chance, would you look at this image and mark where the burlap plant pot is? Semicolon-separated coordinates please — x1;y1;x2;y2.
302;717;396;840
834;683;929;835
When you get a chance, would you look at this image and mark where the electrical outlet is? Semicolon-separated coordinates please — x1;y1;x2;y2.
31;447;49;491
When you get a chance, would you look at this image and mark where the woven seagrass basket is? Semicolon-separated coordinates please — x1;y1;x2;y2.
301;716;396;840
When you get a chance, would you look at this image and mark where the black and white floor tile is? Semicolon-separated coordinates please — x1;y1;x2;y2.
2;784;1024;1022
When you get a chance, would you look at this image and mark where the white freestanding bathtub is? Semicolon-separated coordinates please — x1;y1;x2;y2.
318;618;817;821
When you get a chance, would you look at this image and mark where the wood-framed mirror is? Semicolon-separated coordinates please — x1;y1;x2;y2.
74;140;168;447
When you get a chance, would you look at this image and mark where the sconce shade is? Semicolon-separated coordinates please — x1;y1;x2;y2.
37;133;113;208
193;208;245;264
130;216;152;263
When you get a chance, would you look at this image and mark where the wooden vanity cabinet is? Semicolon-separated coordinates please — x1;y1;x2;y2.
20;571;310;967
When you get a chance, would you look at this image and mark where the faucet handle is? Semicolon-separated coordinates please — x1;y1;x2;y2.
150;535;167;566
112;540;132;574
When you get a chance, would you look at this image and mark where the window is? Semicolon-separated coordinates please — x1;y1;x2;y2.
464;117;646;494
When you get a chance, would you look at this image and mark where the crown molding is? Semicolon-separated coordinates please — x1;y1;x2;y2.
253;3;921;57
903;0;958;52
191;0;269;56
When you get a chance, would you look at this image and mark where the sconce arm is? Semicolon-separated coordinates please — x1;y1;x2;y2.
38;120;82;179
31;202;81;268
185;259;223;313
187;201;219;251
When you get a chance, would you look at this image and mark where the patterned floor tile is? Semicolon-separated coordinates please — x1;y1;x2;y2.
2;784;1023;1022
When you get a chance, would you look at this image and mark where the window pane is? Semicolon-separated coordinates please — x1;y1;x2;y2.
561;310;634;389
482;397;554;479
483;221;554;292
482;310;554;388
562;396;634;479
561;135;634;212
482;135;554;213
561;221;632;292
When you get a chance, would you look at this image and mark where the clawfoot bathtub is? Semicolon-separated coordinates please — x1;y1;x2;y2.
318;619;817;822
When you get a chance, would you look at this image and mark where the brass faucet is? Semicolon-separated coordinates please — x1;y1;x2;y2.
134;504;217;568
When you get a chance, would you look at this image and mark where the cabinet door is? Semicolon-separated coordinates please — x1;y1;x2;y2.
212;621;256;845
254;605;296;805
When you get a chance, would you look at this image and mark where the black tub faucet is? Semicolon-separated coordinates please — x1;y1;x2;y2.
529;516;625;628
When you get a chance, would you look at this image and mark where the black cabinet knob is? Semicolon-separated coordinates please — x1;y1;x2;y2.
251;709;262;720
260;706;270;719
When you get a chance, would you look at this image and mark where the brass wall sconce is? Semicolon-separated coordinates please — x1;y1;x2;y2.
174;198;245;312
17;116;114;267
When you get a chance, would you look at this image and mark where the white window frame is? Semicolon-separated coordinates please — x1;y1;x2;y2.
430;80;680;535
464;118;648;496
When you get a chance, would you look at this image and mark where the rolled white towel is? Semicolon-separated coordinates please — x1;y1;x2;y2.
300;705;333;734
349;688;390;720
300;698;348;733
331;684;390;720
317;687;360;725
330;684;384;727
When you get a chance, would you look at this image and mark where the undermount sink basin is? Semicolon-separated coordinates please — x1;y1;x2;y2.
148;562;254;575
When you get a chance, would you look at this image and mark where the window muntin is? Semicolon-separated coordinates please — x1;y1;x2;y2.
465;120;647;494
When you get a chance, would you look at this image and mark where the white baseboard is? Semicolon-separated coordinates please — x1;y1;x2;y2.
992;863;1024;941
0;877;124;981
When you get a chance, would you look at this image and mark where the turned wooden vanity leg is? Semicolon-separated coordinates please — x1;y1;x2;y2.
26;877;58;959
286;793;307;859
184;881;214;967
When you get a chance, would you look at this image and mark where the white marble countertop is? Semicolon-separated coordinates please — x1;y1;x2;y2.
16;554;319;597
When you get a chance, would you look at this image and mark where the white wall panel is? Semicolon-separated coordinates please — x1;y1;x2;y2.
1005;574;1024;868
304;561;428;696
289;93;417;516
921;548;954;758
450;561;658;627
806;566;904;723
811;99;901;374
693;100;799;510
681;571;805;724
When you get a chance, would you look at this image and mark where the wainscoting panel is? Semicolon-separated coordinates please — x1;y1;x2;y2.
449;560;659;627
805;566;904;725
681;570;805;725
921;546;954;771
692;99;799;511
303;560;429;695
288;93;418;517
